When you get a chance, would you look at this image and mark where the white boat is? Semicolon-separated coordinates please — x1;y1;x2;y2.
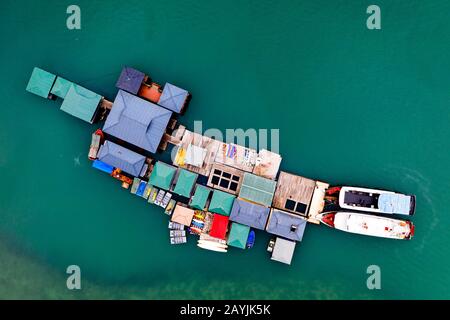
326;186;416;216
318;211;415;240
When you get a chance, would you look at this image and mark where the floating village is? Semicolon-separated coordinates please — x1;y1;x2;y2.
25;66;416;265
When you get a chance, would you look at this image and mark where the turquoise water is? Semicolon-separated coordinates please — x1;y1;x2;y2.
1;0;450;299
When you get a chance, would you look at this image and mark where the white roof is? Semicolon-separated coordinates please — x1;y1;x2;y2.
271;238;296;265
184;144;207;167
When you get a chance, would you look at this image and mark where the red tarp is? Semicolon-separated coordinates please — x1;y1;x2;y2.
209;214;229;239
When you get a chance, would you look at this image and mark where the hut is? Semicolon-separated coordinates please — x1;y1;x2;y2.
238;173;277;207
209;214;230;240
207;163;244;195
173;168;198;198
227;223;250;249
60;84;102;123
214;143;257;172
272;171;316;217
50;77;73;99
270;238;296;265
116;67;146;95
229;198;270;230
103;90;172;153
208;190;236;216
266;209;307;242
149;161;177;190
26;67;56;99
158;83;190;113
253;149;282;180
171;204;195;226
189;184;211;210
97;140;146;177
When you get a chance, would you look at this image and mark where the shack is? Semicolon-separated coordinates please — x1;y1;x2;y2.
26;67;56;99
149;161;177;190
270;238;296;265
50;76;73;99
207;163;244;195
60;84;102;123
238;173;277;207
172;168;198;198
158;83;190;113
97;140;146;177
189;184;211;210
171;204;195;226
266;209;307;242
253;149;282;180
208;190;236;216
116;67;146;95
209;214;230;240
229;198;270;230
227;222;250;249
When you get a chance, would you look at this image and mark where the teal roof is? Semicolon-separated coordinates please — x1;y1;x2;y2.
26;67;56;98
60;84;101;123
227;223;250;249
50;77;73;99
149;161;176;190
208;190;236;216
239;173;276;207
173;169;198;197
189;185;211;210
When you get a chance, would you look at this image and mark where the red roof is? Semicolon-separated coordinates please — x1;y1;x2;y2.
209;214;229;240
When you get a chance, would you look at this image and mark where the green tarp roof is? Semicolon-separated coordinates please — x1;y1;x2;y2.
50;76;73;99
208;190;235;216
173;169;197;197
227;222;250;249
239;173;276;207
149;161;176;190
26;67;56;98
189;184;211;210
60;84;101;123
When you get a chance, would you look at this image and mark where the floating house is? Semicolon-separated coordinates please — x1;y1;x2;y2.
97;140;147;177
149;161;177;190
60;84;102;123
26;67;56;99
266;209;307;242
238;173;277;207
50;77;73;99
171;204;195;226
172;169;198;198
227;222;250;249
158;83;190;113
272;171;316;217
253;149;282;180
207;163;244;195
209;214;230;240
270;238;296;265
229;198;270;230
208;190;236;216
189;184;212;210
103;90;172;153
116;67;146;95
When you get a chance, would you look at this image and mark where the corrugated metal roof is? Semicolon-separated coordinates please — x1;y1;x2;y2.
158;83;189;113
103;90;172;153
26;67;56;98
208;190;236;216
50;76;73;99
239;173;277;207
173;169;197;198
229;198;270;230
227;223;250;249
116;67;145;94
60;84;101;123
266;209;307;241
189;185;211;210
271;238;296;265
97;141;146;177
149;161;176;190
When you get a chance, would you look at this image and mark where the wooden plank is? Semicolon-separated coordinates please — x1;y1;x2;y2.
253;149;282;180
307;181;330;224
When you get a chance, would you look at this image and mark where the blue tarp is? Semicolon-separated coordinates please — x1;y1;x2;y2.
266;209;307;241
97;140;146;177
229;198;270;230
92;160;114;174
103;90;172;153
378;194;411;215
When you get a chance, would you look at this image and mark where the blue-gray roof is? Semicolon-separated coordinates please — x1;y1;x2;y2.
158;83;189;113
103;90;172;153
229;198;270;230
97;140;146;177
266;209;307;241
116;67;145;94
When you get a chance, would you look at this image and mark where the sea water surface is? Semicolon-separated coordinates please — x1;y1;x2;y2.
1;0;450;299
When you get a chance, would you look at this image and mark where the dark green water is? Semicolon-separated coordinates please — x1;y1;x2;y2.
1;0;449;299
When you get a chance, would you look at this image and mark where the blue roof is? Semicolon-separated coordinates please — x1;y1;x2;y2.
158;83;189;113
103;90;172;153
92;160;114;174
116;67;145;94
266;209;307;241
229;198;270;230
97;140;146;177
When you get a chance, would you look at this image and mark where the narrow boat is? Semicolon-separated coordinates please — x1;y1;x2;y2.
326;186;416;216
318;211;415;240
246;230;255;249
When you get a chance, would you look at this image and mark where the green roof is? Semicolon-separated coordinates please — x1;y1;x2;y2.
208;190;235;216
189;185;211;210
173;169;197;197
238;173;276;207
60;84;101;123
26;67;56;98
149;161;176;190
227;223;250;249
50;76;73;99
